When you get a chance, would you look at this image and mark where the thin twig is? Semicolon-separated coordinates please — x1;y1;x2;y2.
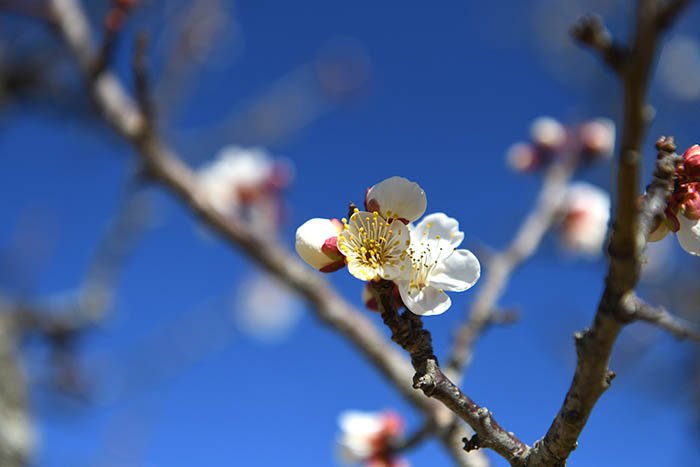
446;161;573;381
624;295;700;341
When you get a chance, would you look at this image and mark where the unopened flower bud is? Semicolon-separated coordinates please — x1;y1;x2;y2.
681;144;700;180
506;142;539;172
295;218;345;272
579;118;615;159
530;116;566;151
648;217;670;242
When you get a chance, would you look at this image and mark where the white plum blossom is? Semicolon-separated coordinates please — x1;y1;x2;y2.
296;176;481;317
396;213;480;316
295;218;345;272
530;116;566;151
365;176;427;223
337;410;406;466
560;182;610;257
337;210;411;281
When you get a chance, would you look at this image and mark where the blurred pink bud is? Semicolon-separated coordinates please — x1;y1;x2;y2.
530;116;566;151
506;142;539;172
579;118;615;159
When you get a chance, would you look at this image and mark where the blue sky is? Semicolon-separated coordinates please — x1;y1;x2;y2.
1;1;699;466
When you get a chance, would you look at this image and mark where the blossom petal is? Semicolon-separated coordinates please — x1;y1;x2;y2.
429;249;481;292
677;215;700;256
397;282;452;316
366;176;427;222
412;212;464;249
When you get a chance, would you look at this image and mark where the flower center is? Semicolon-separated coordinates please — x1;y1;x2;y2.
338;211;407;271
407;223;446;293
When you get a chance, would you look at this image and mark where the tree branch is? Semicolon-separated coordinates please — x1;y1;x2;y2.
526;2;690;465
44;1;489;464
370;281;530;466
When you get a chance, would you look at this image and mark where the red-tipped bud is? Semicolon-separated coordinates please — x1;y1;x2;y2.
681;144;700;180
296;218;345;272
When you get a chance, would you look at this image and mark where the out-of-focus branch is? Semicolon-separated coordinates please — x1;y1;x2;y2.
445;161;573;381
526;2;691;466
0;0;51;21
571;14;627;73
45;1;487;464
624;295;700;341
0;315;32;467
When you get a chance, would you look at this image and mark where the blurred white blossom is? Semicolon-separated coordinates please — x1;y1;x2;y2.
234;273;302;343
337;410;406;467
197;145;291;238
559;182;610;257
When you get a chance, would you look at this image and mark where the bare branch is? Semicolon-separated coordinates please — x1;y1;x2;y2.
446;161;573;381
526;2;691;465
624;295;700;342
44;1;489;464
571;14;627;73
371;281;530;466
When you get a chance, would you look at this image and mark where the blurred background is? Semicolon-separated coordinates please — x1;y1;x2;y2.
0;0;699;465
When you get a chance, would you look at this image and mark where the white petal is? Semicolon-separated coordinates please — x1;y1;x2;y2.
397;282;452;316
412;212;464;249
366;176;427;222
429;249;481;292
677;215;700;256
338;411;383;436
295;218;341;269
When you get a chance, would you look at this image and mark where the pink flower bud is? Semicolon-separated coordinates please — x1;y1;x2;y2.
680;183;700;220
530;116;566;151
295;218;345;272
506;142;539;172
578;118;615;159
681;144;700;180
